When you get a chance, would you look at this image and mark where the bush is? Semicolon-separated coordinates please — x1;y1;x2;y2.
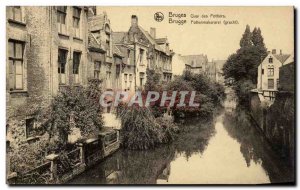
41;79;104;147
165;72;225;119
117;104;178;150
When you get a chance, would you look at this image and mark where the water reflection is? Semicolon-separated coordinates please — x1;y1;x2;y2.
223;106;294;183
69;90;293;184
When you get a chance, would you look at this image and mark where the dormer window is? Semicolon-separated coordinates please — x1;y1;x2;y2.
268;57;273;63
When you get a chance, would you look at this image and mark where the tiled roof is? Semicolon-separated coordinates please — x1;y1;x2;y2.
274;54;291;64
180;54;208;68
137;26;164;52
113;45;124;57
88;14;105;31
155;38;167;44
112;32;126;44
88;33;104;51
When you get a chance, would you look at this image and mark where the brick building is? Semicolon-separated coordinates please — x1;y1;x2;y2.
6;6;91;146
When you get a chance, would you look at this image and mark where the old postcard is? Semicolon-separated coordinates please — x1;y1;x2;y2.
6;6;295;185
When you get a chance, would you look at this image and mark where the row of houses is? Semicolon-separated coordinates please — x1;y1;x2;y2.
6;6;174;154
173;53;226;84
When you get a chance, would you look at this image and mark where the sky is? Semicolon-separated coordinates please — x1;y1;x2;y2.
98;6;294;61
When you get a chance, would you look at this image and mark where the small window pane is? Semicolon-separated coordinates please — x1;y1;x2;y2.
8;7;13;20
57;13;60;23
73;52;81;74
15;43;23;58
9;60;14;74
14;7;22;21
61;14;66;24
8;42;14;57
15;74;23;89
73;7;81;17
15;61;23;74
57;6;67;13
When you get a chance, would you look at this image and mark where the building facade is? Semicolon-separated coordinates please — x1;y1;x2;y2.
256;49;291;100
176;54;208;75
6;6;91;148
112;15;174;90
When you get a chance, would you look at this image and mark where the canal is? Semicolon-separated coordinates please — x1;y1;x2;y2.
68;89;294;184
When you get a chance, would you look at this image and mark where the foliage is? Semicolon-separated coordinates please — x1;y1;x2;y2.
232;79;256;105
222;25;267;105
166;72;225;119
41;79;104;147
117;104;178;150
144;68;162;92
10;135;50;174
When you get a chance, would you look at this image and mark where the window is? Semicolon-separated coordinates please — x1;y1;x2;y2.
139;48;144;64
124;74;128;89
58;49;68;84
26;118;36;138
129;74;133;89
8;41;24;90
73;7;81;38
57;6;67;34
262;69;264;75
268;79;274;89
268;68;274;76
94;61;101;79
106;64;112;88
140;72;145;87
105;24;111;56
8;6;22;22
106;40;110;56
73;52;81;84
268;57;273;63
127;49;131;64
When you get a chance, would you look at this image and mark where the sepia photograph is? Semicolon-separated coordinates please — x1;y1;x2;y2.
5;5;295;185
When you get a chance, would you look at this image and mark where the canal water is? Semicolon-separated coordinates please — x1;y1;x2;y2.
68;89;294;184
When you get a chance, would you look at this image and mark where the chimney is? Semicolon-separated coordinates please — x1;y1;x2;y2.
272;49;276;54
280;49;282;55
131;15;138;26
150;27;156;39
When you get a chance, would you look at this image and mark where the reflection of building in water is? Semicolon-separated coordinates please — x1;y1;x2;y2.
101;153;121;184
157;163;171;182
224;87;237;113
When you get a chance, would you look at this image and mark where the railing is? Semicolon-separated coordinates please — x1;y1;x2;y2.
13;128;120;184
104;132;118;147
57;148;81;177
18;162;52;184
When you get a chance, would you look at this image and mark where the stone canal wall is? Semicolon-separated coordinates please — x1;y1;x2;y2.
249;91;294;167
